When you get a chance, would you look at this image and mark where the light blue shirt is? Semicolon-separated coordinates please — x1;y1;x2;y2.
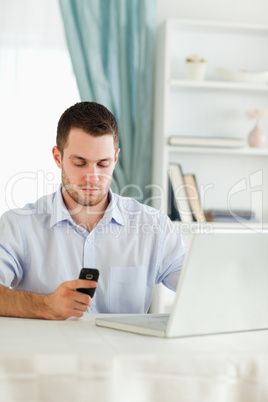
0;188;186;313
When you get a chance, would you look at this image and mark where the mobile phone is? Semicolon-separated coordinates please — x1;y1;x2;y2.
77;268;99;298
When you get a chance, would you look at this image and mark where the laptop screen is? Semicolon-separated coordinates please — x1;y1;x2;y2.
167;231;268;337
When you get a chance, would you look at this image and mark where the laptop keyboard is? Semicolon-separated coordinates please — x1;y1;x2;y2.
113;314;170;331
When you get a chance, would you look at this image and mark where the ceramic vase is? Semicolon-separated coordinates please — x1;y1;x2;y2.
247;124;266;148
185;62;207;81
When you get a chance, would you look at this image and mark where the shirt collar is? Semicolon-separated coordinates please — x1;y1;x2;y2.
50;187;71;228
50;187;125;228
101;190;125;227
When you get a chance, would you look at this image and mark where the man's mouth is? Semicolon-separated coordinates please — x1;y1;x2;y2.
81;188;99;194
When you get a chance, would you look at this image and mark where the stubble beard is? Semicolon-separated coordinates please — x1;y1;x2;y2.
61;167;111;208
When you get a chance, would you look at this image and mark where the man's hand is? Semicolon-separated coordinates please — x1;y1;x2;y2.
44;279;97;320
0;280;97;320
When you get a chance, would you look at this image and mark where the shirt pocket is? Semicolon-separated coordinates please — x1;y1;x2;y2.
109;266;147;313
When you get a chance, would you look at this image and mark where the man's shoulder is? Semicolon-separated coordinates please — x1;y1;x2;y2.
1;192;56;222
114;193;167;222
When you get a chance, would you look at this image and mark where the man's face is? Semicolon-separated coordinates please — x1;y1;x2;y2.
53;128;119;210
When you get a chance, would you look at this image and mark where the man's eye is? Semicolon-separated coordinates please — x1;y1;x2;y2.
98;163;110;168
74;163;85;167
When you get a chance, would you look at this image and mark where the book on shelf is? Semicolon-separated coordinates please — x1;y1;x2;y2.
183;174;206;222
167;176;181;221
205;209;258;222
168;136;245;148
168;164;193;223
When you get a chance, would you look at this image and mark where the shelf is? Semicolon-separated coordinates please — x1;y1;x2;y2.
168;18;268;34
167;145;268;156
169;79;268;92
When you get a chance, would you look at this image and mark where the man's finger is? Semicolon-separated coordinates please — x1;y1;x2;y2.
67;279;97;290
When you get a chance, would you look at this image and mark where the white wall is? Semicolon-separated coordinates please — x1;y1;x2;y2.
156;0;268;26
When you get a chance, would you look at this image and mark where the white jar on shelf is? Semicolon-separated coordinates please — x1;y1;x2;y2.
185;61;207;81
185;53;207;81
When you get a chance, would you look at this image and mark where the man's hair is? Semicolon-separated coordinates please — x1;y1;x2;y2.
56;101;119;154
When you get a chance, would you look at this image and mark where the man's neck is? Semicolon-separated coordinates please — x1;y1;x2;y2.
62;191;109;232
70;208;106;232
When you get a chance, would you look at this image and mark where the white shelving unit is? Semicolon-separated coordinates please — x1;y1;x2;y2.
151;18;268;313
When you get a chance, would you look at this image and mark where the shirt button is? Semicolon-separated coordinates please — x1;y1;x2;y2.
87;238;92;243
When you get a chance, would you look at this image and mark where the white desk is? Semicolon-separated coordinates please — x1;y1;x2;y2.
0;315;268;402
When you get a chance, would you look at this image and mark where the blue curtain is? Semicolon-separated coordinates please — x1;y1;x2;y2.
58;0;157;201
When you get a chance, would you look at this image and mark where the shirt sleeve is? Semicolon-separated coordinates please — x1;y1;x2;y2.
156;216;187;291
0;211;25;287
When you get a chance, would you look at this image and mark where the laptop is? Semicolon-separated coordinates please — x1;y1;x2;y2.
95;230;268;337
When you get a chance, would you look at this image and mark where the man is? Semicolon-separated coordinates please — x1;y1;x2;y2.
0;102;186;320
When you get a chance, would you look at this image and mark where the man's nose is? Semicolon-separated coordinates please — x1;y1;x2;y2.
85;166;100;183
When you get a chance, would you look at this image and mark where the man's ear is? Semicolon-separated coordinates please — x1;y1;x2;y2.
114;148;120;164
52;146;62;168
